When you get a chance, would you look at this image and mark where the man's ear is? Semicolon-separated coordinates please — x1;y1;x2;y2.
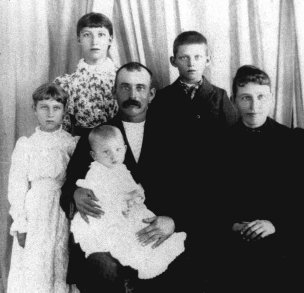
170;56;177;68
148;87;156;104
90;150;96;161
112;86;117;96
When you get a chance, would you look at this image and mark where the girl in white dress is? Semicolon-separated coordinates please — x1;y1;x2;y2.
7;83;79;293
71;125;186;279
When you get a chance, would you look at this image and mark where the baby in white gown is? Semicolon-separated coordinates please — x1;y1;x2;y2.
71;125;186;279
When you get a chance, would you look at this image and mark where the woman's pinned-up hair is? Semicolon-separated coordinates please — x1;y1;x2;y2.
232;65;271;97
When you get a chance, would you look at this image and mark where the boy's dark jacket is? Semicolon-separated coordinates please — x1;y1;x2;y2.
150;76;238;214
152;76;238;132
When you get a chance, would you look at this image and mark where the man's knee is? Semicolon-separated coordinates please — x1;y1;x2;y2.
87;252;121;281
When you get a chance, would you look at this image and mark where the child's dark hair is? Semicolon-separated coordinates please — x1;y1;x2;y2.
232;65;271;97
77;12;113;37
89;125;122;151
113;62;153;91
173;31;208;56
32;83;68;107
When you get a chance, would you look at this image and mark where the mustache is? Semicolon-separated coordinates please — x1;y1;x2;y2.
122;99;141;108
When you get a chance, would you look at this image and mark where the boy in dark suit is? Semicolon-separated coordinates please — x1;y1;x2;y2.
146;30;239;293
154;30;238;131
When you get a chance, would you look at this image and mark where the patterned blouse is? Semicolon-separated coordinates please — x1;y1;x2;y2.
54;58;118;132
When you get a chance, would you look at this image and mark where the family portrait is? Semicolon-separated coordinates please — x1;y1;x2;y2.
0;0;303;292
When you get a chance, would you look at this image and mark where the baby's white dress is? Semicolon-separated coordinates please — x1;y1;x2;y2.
71;161;187;279
7;127;79;293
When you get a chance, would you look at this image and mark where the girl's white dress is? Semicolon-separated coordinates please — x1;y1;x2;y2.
71;161;187;279
7;127;79;293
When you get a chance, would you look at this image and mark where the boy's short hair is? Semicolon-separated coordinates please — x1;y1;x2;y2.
88;125;122;151
232;65;271;97
77;12;113;37
32;83;68;107
173;31;208;56
113;62;153;91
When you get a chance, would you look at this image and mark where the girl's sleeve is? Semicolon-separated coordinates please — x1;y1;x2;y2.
67;135;80;157
8;137;30;235
76;164;100;191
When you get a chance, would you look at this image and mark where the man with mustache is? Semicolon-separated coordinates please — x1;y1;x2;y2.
61;62;181;293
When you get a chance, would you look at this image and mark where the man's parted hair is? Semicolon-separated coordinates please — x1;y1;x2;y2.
113;62;153;91
173;31;208;56
232;65;271;97
77;12;113;37
32;83;68;107
88;125;123;151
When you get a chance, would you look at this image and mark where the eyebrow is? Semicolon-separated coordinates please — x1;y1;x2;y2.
120;82;147;87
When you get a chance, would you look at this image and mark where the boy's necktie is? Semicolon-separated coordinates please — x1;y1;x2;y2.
179;79;203;100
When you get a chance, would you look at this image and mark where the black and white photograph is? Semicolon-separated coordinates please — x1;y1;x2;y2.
0;0;303;292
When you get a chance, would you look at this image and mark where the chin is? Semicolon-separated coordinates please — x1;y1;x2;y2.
186;76;201;84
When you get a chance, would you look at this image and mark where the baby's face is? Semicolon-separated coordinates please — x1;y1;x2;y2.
93;136;126;168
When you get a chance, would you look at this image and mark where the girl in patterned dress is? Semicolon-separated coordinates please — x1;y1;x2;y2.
54;12;118;136
7;83;79;293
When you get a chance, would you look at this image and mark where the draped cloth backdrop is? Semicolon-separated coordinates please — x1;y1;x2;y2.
1;0;303;291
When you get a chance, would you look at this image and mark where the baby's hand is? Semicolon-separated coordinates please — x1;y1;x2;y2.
125;189;144;207
17;232;27;248
238;220;275;241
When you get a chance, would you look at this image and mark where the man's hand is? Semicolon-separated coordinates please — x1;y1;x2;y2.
233;220;275;241
136;216;175;249
17;232;27;248
74;187;104;223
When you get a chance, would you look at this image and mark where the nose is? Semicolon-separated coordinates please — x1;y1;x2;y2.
48;108;54;117
91;33;98;45
188;56;194;67
249;98;259;111
110;153;117;162
129;87;139;100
